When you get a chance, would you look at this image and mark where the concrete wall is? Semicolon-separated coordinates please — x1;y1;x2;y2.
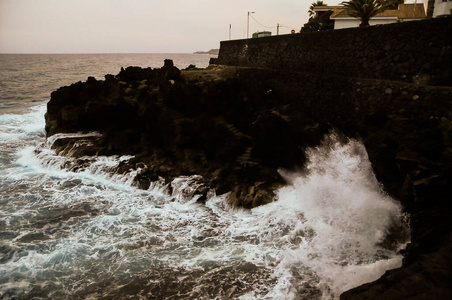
333;18;361;29
217;17;452;86
333;18;397;29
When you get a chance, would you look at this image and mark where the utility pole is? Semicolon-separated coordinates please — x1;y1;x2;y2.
277;23;280;35
247;11;255;39
229;24;231;40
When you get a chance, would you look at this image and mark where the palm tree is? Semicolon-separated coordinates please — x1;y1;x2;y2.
308;1;327;18
380;0;404;10
340;0;399;27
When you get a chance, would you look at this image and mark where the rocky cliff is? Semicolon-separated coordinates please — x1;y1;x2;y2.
45;59;452;298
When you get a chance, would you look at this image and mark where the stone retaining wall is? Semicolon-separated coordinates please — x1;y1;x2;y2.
217;17;452;86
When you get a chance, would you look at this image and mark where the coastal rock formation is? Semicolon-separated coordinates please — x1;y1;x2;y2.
46;60;452;298
46;61;297;207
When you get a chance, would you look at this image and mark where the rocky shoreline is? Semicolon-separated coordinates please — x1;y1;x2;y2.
45;60;452;298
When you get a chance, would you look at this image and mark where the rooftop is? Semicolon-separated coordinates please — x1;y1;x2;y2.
315;3;426;20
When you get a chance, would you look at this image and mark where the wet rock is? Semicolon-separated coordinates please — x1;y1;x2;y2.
415;128;444;160
0;231;17;241
18;232;50;243
51;136;103;158
58;179;82;189
251;113;304;168
0;244;17;263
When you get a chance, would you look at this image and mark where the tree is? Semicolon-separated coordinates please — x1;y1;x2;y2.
301;1;334;32
300;11;334;32
340;0;402;27
381;0;404;10
308;1;327;18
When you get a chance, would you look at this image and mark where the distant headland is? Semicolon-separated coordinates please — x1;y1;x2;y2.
193;49;219;55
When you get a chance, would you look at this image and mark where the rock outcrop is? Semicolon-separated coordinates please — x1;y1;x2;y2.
46;61;298;207
45;60;452;298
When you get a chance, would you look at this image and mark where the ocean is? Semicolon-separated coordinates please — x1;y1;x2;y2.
0;53;409;299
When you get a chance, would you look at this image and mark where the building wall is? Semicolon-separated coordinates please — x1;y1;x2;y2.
217;17;452;86
369;18;399;25
433;0;452;17
333;18;360;29
333;18;397;29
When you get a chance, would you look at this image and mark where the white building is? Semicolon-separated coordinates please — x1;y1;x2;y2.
312;2;452;30
421;0;452;17
330;7;398;29
329;4;426;29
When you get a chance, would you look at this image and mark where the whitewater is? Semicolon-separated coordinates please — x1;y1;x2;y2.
0;54;409;299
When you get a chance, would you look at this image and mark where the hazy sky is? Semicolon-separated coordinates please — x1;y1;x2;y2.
0;0;342;54
0;0;419;54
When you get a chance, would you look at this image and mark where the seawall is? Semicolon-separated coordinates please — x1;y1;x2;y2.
217;17;452;86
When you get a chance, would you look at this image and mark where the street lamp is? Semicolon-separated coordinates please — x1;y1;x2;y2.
247;11;255;39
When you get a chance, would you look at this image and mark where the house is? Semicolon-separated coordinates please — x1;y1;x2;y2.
421;0;452;17
252;31;272;38
313;3;426;30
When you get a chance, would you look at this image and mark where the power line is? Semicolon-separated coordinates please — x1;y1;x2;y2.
249;14;276;29
279;24;298;30
249;14;298;33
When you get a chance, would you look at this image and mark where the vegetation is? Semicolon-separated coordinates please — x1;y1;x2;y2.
301;1;334;32
384;0;404;9
308;0;327;17
340;0;404;27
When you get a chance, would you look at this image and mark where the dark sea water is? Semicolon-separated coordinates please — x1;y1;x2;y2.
0;54;409;299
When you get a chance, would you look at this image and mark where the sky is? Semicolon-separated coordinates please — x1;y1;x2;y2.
0;0;341;54
0;0;420;54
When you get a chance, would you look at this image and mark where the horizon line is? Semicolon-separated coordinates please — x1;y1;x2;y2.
0;52;218;55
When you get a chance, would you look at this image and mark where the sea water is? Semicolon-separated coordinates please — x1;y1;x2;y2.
0;54;409;299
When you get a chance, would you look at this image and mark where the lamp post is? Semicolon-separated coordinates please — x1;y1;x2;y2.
247;11;255;39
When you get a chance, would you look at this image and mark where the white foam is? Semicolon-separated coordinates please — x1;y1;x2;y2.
10;143;138;194
258;134;409;299
44;131;102;148
0;105;46;143
171;175;206;203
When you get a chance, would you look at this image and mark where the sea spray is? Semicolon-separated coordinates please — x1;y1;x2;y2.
263;133;410;299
